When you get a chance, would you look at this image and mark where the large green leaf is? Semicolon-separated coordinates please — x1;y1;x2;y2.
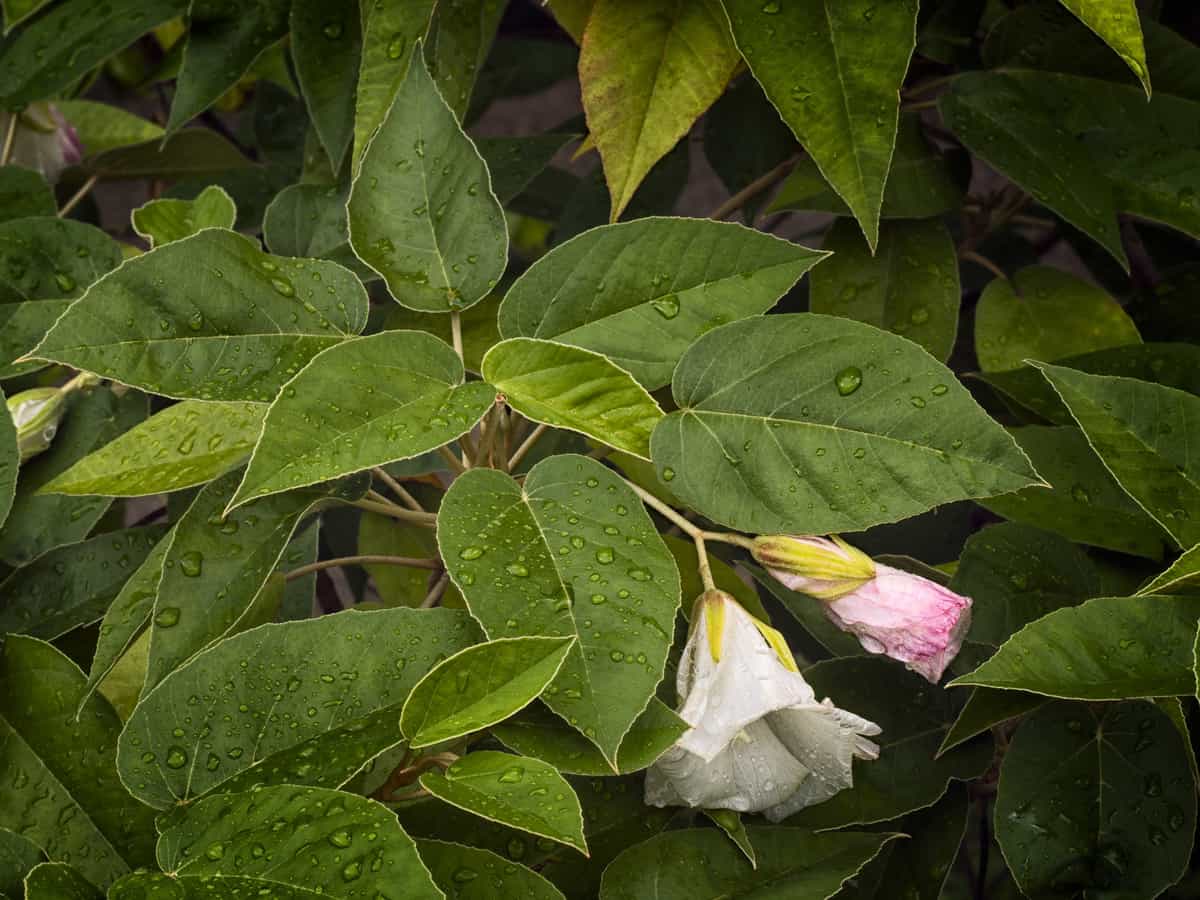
165;0;290;134
578;0;738;221
118;606;480;808
55;100;164;156
482;339;663;459
784;657;992;829
952;594;1200;699
43;400;264;497
724;0;918;249
231;330;495;506
419;751;587;853
766;113;967;219
425;0;506;120
348;52;507;313
0;300;69;379
599;828;899;900
130;185;237;248
0;828;43;896
650;314;1040;534
31;229;369;403
0;636;157;889
291;0;361;172
0;388;147;566
1057;0;1150;94
0;167;54;222
996;701;1195;899
417;839;566;900
352;0;436;164
493;698;686;776
0;525;165;641
144;469;366;691
980;426;1168;559
1034;361;1200;548
0;217;120;302
438;455;680;765
0;0;187;107
810;218;959;362
1139;544;1200;596
401;636;575;748
497;217;827;389
974;266;1140;373
150;785;441;898
23;862;100;900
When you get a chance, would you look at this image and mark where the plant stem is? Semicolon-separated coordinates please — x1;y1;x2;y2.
496;407;512;472
450;310;464;359
709;154;800;221
372;467;424;512
58;174;99;218
351;497;438;526
959;250;1007;281
902;72;959;98
700;530;757;552
621;476;701;537
0;113;18;166
508;422;547;472
438;444;468;475
902;98;938;112
285;554;441;582
694;533;716;592
420;571;450;608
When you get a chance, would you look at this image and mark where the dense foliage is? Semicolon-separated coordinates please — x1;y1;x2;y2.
0;0;1199;898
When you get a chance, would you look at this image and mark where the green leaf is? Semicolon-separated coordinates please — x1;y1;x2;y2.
810;218;960;362
438;456;680;765
144;469;366;691
418;839;566;900
0;217;120;302
766;113;967;220
497;217;828;389
231;330;494;506
43;400;264;497
153;785;441;898
0;525;166;641
996;701;1195;899
0;167;54;222
951;522;1104;669
980;426;1168;559
0;828;43;897
32;229;369;403
0;636;157;888
261;182;365;274
599;828;900;900
0;0;187;107
0;388;147;566
703;810;755;868
348;51;507;313
482;339;663;459
1140;544;1200;595
353;0;436;164
0;387;14;533
1;0;50;32
938;687;1045;756
975;267;1140;373
291;0;361;172
420;751;587;853
425;0;506;121
477;134;577;206
493;698;686;776
578;0;738;221
384;293;500;375
651;314;1040;534
724;0;918;249
84;129;255;180
55;101;164;156
130;185;237;248
278;519;321;620
978;342;1200;425
856;784;968;900
0;300;71;379
401;636;575;748
1057;0;1150;94
784;657;992;829
23;862;101;900
165;0;290;134
1034;361;1200;548
118;606;480;808
953;594;1200;699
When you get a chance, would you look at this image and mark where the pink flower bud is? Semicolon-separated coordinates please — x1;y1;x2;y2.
1;104;83;183
823;563;971;683
752;534;875;600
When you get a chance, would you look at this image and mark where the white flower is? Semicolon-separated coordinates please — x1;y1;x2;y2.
645;591;880;821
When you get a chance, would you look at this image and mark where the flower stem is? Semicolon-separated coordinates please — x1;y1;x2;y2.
372;467;424;512
694;534;716;592
700;530;757;552
0;114;18;167
508;422;547;472
58;174;99;219
284;554;440;582
450;311;464;359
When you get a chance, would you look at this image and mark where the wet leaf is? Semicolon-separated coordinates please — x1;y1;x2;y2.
938;687;1045;756
131;185;237;248
0;167;54;222
291;0;361;172
1139;543;1200;596
425;0;506;121
417;839;566;899
0;386;15;532
497;217;827;389
231;330;494;506
1057;0;1150;94
0;827;43;896
0;217;120;302
0;300;72;379
438;455;680;765
118;606;480;808
650;314;1040;535
23;861;100;899
420;750;587;853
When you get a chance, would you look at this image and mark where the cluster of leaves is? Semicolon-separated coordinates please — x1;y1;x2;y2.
0;0;1199;898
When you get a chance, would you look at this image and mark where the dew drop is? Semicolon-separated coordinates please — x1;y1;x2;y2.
834;366;862;396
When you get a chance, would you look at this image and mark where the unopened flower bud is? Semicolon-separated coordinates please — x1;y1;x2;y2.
0;104;83;183
7;387;66;461
752;534;875;600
